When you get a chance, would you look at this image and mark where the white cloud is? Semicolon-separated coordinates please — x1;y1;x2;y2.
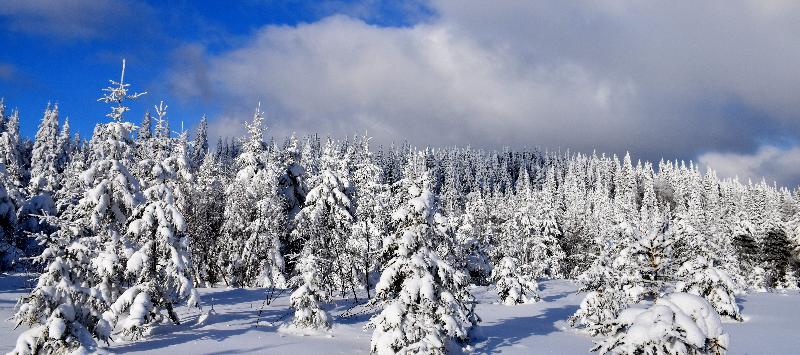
698;144;800;187
167;0;800;183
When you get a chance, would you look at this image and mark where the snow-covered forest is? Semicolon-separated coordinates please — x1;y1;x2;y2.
2;63;800;355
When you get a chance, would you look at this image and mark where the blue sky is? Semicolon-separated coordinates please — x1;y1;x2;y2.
2;1;800;186
0;0;432;138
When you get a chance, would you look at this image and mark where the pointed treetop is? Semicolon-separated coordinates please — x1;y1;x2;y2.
98;59;147;122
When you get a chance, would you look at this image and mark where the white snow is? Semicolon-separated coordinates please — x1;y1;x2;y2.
1;274;799;354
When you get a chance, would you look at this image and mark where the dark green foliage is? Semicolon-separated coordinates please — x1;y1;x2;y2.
762;228;792;287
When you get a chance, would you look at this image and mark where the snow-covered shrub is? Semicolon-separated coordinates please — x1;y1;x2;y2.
570;288;626;337
491;256;540;305
746;266;768;292
594;292;729;355
12;303;98;355
675;257;742;321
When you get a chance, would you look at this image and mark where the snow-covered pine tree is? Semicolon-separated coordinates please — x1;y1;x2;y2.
102;155;199;339
0;164;20;269
455;190;494;286
491;256;540;305
185;154;226;286
569;287;627;337
571;243;628;336
286;254;331;331
11;216;108;354
54;118;71;175
53;150;86;217
277;133;308;274
11;59;147;351
623;221;674;301
18;105;60;255
152;101;171;161
218;104;286;287
291;139;355;297
367;157;477;354
240;158;287;288
28;103;59;195
190;116;208;170
349;135;388;298
0;110;24;190
761;226;792;289
538;201;567;279
675;256;742;321
86;60;146;306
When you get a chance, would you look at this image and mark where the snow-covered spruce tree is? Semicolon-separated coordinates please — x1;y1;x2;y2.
570;245;628;336
101;150;200;339
11;216;108;355
0;164;21;269
218;105;287;287
18;105;60;254
11;61;147;349
28;103;60;195
569;287;627;337
87;59;146;306
675;257;742;321
240;162;287;289
761;226;792;289
594;292;729;355
185;154;226;286
624;222;674;301
367;160;477;354
291;139;355;297
190;116;208;169
218;105;265;286
349;135;389;299
286;254;331;331
491;256;540;305
538;201;567;279
55;118;71;176
53;149;87;217
277;133;308;274
0;109;25;191
455;190;493;286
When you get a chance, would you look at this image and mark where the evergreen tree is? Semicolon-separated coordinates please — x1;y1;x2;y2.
13;60;146;353
367;160;476;354
287;254;331;330
0;110;24;190
292;139;355;297
594;293;729;355
29;103;59;195
191;116;208;169
185;154;226;286
0;164;20;269
762;227;792;288
102;157;200;339
218;104;285;287
491;256;540;305
675;256;742;321
349;135;389;298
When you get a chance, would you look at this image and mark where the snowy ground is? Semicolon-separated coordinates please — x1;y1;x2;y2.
1;274;798;354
